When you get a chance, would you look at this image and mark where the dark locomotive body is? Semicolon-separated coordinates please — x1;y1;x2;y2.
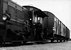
0;0;32;44
0;0;70;45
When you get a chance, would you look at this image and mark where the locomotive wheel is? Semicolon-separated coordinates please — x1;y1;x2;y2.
60;40;62;42
53;40;57;43
61;40;64;42
57;40;60;43
21;41;27;45
51;39;54;43
56;40;58;42
58;40;60;43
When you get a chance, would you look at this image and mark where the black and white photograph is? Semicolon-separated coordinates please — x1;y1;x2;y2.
0;0;71;50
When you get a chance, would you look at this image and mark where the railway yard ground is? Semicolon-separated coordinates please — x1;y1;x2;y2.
0;41;71;50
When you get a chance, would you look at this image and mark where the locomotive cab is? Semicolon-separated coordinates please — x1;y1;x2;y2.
23;6;47;41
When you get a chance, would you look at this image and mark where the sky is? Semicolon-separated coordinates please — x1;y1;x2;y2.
12;0;71;38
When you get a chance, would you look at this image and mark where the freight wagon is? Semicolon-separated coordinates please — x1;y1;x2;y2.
43;11;70;42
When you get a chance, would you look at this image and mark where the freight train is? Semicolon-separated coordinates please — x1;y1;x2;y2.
0;0;70;46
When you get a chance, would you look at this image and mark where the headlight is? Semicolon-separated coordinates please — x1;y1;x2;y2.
3;16;7;20
30;18;32;20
